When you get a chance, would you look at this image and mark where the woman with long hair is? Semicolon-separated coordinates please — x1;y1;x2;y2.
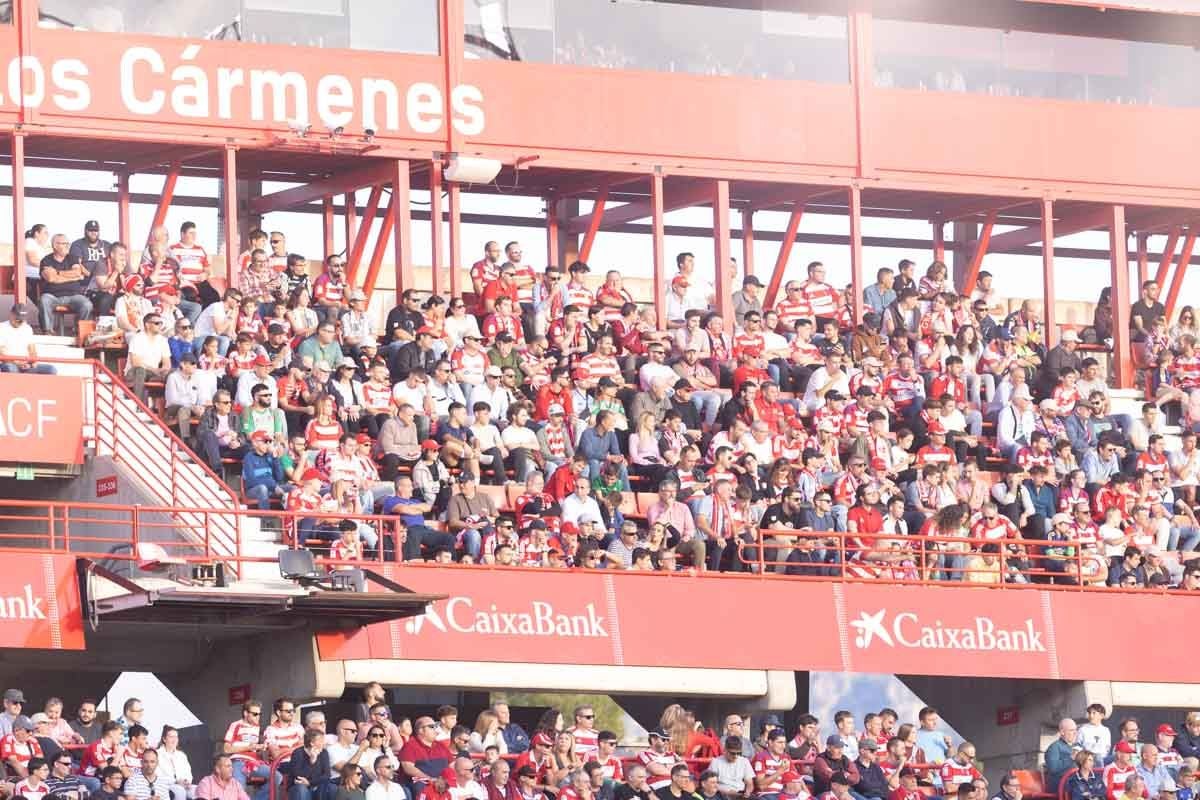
334;764;365;800
953;323;990;406
628;411;665;484
469;710;507;755
1066;750;1105;800
24;223;50;307
545;731;581;789
156;725;194;800
1170;305;1199;352
287;287;319;343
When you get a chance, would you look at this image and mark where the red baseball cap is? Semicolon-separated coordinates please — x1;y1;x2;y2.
781;772;802;784
533;732;554;747
301;468;323;483
560;521;579;536
254;353;271;367
250;430;271;443
355;432;372;444
420;439;440;451
1115;740;1136;754
926;420;945;435
1158;724;1178;737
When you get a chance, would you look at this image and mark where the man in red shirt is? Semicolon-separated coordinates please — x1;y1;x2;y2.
888;768;922;800
481;265;520;315
1;717;42;779
399;716;455;794
470;241;503;301
915;422;955;467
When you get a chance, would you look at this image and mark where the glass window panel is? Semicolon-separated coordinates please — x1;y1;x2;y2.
464;0;849;83
38;0;438;53
873;18;1200;107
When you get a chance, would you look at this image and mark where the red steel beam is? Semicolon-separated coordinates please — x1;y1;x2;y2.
322;196;335;258
564;179;716;233
429;160;444;296
393;161;414;296
345;184;383;285
742;210;755;278
1041;198;1056;349
251;161;398;215
712;179;732;332
448;182;462;297
763;203;806;309
1155;225;1180;288
651;174;666;329
985;205;1112;253
930;198;1029;224
12;132;25;306
1164;225;1198;320
150;162;180;233
116;172;131;247
361;195;397;301
578;188;608;264
222;146;240;283
849;185;864;326
960;210;997;296
1110;205;1133;389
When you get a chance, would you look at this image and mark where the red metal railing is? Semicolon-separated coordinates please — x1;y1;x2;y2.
4;355;245;575
0;495;1191;595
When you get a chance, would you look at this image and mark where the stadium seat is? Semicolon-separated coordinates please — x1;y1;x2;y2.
478;484;508;511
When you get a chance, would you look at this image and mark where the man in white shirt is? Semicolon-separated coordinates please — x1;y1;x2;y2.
365;758;406;800
125;311;173;402
997;386;1036;462
469;403;507;484
561;476;604;527
470;367;513;426
449;756;486;800
192;290;242;356
164;353;212;440
0;305;54;374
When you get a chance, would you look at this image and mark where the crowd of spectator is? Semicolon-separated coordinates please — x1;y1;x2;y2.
6;221;1200;588
0;683;1196;800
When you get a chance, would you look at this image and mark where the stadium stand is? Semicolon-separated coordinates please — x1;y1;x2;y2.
4;221;1200;590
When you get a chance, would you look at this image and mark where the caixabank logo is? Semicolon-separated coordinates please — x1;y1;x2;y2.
850;609;1046;652
404;597;610;638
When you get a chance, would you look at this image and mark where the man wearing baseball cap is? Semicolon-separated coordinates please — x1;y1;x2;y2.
241;430;288;511
640;729;684;792
1155;725;1183;775
0;304;54;374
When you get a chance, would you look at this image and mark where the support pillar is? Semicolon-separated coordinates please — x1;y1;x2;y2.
1164;226;1197;320
1136;233;1149;288
393;161;413;294
764;204;805;309
932;221;945;263
11;132;24;306
848;185;864;326
448;182;462;297
712;179;732;331
651;174;666;329
429;161;444;296
116;173;131;249
1041;198;1056;349
742;210;755;278
222;146;240;283
322;196;335;258
546;197;560;270
344;191;358;250
1109;205;1133;390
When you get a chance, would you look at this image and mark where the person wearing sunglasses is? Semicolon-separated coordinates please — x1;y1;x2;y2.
398;717;452;794
357;705;404;752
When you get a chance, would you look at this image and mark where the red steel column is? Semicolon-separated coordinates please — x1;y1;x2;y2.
430;160;444;296
222;146;240;282
742;210;755;278
116;172;131;248
11;132;25;306
322;196;335;258
1110;205;1132;389
651;174;666;329
1136;233;1149;288
546;197;560;269
848;184;864;326
933;221;945;263
393;161;413;295
344;191;358;249
1041;198;1057;349
713;179;732;331
448;182;462;297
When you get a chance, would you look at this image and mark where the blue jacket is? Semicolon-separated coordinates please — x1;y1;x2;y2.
1044;738;1076;793
501;722;530;754
578;427;621;462
242;451;284;492
1066;770;1105;800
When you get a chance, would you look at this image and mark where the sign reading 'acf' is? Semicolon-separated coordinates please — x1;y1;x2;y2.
0;375;84;465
